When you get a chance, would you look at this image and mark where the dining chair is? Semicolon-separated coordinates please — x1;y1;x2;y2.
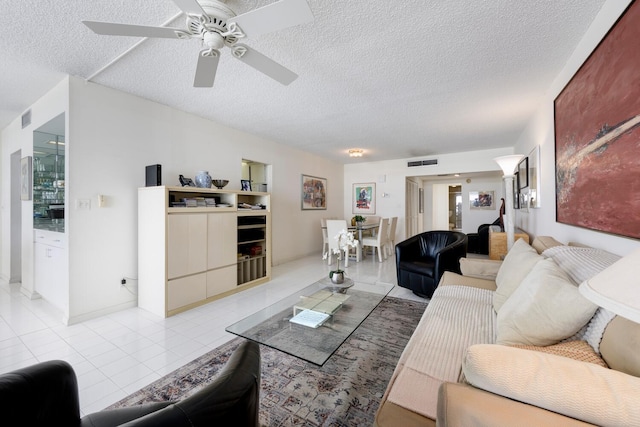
361;217;389;262
326;220;351;267
385;216;398;258
320;218;330;257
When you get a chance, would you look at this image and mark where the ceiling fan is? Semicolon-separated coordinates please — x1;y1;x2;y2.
82;0;314;88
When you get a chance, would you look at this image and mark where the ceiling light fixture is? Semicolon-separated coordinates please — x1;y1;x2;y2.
349;149;363;157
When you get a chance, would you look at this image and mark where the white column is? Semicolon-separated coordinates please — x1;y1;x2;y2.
503;175;515;250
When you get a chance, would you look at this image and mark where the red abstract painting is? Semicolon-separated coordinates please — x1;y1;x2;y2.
554;0;640;239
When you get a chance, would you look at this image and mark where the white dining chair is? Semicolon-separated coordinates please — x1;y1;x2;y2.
385;216;398;258
320;218;330;257
326;220;351;267
361;218;389;262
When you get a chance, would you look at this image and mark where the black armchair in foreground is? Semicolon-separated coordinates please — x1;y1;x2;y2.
0;340;261;427
395;231;468;298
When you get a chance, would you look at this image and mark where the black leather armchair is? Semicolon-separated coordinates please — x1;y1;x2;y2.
467;217;502;254
395;231;468;298
0;340;261;427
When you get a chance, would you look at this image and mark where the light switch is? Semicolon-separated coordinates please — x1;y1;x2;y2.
76;199;91;210
98;195;105;208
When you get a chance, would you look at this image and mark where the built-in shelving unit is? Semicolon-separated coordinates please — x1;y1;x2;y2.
138;186;271;317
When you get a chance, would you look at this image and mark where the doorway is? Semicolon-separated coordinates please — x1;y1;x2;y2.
449;185;462;231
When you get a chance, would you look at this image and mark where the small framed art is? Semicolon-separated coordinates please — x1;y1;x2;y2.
301;174;327;210
469;190;495;210
353;183;375;214
241;179;252;191
21;156;32;201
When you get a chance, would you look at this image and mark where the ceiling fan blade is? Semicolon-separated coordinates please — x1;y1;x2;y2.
172;0;207;16
232;44;298;85
228;0;314;38
193;50;220;87
82;21;186;39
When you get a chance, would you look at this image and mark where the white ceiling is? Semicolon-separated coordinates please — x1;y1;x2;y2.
1;0;606;163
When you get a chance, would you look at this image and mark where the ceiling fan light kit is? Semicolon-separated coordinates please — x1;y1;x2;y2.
82;0;314;89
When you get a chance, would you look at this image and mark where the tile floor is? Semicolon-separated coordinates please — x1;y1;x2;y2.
0;252;423;416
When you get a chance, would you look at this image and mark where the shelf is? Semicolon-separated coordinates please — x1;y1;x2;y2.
138;185;271;317
168;206;236;213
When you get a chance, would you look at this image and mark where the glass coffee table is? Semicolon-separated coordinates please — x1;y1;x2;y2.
226;277;393;365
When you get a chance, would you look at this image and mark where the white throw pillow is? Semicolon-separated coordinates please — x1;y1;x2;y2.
542;246;621;353
496;258;598;346
463;344;640;426
493;238;542;312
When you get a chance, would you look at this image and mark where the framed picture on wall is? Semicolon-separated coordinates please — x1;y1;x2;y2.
469;190;495;210
21;156;32;201
554;0;640;239
353;183;375;214
528;145;540;208
301;174;327;210
518;156;529;189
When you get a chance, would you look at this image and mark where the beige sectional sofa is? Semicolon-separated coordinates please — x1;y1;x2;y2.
375;236;640;426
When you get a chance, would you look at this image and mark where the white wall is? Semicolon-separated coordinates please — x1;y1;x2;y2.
1;78;69;299
344;147;512;242
1;77;343;323
514;0;640;256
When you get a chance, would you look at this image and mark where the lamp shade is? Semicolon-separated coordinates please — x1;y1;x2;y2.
494;155;524;176
579;248;640;324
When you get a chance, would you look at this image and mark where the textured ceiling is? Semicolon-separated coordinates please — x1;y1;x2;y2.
1;0;606;163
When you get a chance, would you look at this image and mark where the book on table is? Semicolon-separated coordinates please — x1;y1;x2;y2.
289;309;331;328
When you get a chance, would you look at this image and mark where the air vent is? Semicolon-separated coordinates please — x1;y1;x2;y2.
407;159;438;167
21;110;31;129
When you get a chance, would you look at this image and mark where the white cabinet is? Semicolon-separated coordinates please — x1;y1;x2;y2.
34;230;68;313
138;186;271;317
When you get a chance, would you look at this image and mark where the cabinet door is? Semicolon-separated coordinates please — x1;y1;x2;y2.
207;213;237;270
167;273;207;311
206;265;237;297
34;243;68;311
168;213;207;279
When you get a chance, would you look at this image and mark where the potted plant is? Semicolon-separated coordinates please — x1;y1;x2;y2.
323;229;358;284
351;215;366;227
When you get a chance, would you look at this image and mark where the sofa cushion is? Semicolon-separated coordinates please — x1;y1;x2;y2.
509;340;607;368
459;258;502;281
496;258;598;346
542;246;621;353
386;285;495;420
493;238;543;312
463;344;640;426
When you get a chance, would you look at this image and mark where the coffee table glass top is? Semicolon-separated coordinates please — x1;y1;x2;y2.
226;277;393;365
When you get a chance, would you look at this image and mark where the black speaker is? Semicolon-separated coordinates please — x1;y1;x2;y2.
145;164;161;187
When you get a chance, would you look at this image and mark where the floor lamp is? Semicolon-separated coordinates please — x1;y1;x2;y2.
579;248;640;324
494;154;524;251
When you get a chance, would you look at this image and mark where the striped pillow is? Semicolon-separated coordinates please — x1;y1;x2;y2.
542;246;621;353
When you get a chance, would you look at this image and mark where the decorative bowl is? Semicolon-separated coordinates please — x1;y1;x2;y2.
212;179;229;189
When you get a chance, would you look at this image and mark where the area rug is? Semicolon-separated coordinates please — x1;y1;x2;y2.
107;296;427;426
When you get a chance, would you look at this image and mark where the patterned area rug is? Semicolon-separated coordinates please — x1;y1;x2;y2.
107;296;427;426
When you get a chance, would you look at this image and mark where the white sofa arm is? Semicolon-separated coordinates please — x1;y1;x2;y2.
462;344;640;426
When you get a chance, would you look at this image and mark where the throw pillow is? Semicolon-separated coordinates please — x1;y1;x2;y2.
509;340;608;368
542;246;621;353
493;238;542;312
463;344;640;426
496;258;598;346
